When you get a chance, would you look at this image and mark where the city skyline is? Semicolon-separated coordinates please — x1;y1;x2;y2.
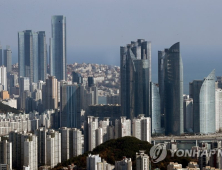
1;1;222;169
0;1;221;91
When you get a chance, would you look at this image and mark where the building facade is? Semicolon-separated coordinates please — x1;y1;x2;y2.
50;15;66;81
161;42;184;135
120;39;151;120
60;84;80;128
190;70;215;134
3;46;12;73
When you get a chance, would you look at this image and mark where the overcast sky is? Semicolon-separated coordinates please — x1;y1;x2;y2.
0;0;221;93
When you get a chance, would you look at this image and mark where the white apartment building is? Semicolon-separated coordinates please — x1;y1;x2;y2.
23;134;38;170
46;130;61;168
115;157;132;170
87;154;101;170
132;115;151;143
115;117;131;139
0;66;7;91
0;138;12;170
215;88;222;132
136;151;149;170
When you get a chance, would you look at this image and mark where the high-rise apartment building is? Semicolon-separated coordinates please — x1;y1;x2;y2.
50;15;66;81
3;46;12;73
120;39;151;120
132;115;151;143
18;30;47;83
115;117;131;139
42;76;58;111
35;127;47;166
215;88;222;132
0;139;12;170
183;95;193;132
150;83;162;134
190;70;215;134
9;131;37;170
59;127;83;162
88;117;98;151
115;157;132;170
159;42;183;135
23;135;38;170
60;84;80;128
46;130;61;168
87;154;101;170
136;151;150;170
0;66;7;91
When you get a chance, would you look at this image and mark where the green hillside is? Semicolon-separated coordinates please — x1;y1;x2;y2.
53;136;194;170
0;102;21;114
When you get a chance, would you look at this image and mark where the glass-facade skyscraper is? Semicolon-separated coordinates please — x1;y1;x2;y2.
0;43;2;66
60;84;80;128
38;31;47;82
160;42;183;135
120;39;151;120
50;15;67;81
18;30;47;83
3;46;12;73
18;30;37;83
189;70;215;134
150;82;162;134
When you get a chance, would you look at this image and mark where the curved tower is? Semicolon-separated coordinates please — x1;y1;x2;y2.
189;70;215;134
164;42;183;135
199;70;215;133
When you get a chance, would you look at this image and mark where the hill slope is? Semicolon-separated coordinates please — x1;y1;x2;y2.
54;136;194;170
0;102;20;114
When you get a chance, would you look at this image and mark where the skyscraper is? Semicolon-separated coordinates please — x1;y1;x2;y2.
161;42;183;135
0;66;7;91
60;84;80;128
72;72;83;84
158;50;167;118
120;39;151;120
18;30;38;83
3;46;12;73
150;83;162;134
37;31;47;81
18;30;47;83
189;70;215;134
0;43;2;66
42;76;58;111
50;15;66;81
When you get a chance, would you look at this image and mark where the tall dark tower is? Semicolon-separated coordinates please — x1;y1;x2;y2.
120;39;151;120
0;42;2;66
161;42;184;135
38;31;47;81
50;15;67;81
4;46;12;73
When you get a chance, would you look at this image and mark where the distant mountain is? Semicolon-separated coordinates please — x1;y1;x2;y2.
53;136;194;170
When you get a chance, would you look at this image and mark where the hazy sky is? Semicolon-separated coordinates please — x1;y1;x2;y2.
0;0;221;93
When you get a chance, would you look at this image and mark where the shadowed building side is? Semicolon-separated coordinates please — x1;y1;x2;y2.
164;42;184;135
